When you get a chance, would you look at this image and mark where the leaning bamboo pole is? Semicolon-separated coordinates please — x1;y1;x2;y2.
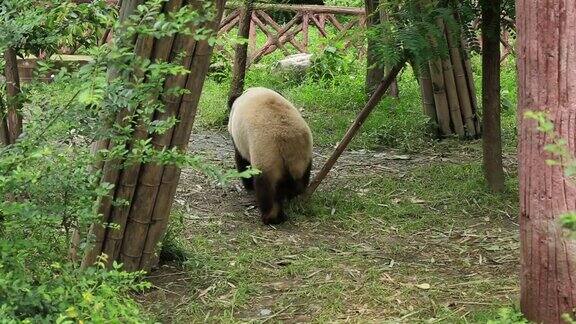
445;23;477;137
82;0;226;272
428;59;451;135
0;92;9;146
306;58;406;197
418;67;436;125
461;36;481;134
3;48;22;144
437;20;465;136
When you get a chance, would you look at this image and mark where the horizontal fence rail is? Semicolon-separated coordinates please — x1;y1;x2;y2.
218;3;366;63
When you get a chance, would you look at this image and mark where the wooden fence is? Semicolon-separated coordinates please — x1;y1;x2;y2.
218;3;366;64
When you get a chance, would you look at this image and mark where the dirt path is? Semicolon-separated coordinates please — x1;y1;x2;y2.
137;130;520;323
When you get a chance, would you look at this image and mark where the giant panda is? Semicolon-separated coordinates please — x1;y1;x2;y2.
228;87;313;225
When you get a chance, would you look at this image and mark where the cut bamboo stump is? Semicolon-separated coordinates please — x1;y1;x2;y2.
81;0;226;272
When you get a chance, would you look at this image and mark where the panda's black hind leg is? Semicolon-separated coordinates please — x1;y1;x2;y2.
254;175;285;225
234;145;254;190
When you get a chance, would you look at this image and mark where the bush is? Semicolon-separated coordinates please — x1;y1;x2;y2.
0;0;251;321
0;250;149;322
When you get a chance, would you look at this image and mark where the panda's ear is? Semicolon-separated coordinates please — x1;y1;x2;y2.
228;93;242;110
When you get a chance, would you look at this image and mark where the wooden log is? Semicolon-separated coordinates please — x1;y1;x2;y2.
302;12;309;51
305;59;406;197
318;13;326;30
250;13;302;63
227;0;253;114
428;59;452;135
218;16;240;34
248;13;257;54
3;48;22;144
252;14;289;55
445;24;476;137
219;8;239;29
252;24;303;63
257;10;305;52
327;14;344;31
309;14;328;37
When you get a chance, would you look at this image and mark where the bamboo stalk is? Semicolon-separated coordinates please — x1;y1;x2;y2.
102;3;185;263
428;59;452;135
445;23;476;137
419;67;437;125
118;31;198;270
305;59;406;197
437;20;465;136
461;37;481;135
119;0;225;272
82;0;147;270
140;29;222;272
3;47;22;144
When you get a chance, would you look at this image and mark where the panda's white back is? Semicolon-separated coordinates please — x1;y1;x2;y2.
228;87;312;178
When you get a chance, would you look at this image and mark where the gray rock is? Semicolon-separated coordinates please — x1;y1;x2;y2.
273;53;313;75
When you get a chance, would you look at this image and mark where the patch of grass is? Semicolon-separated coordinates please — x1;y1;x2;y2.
164;24;522;324
302;161;518;232
142;157;519;323
199;43;518;153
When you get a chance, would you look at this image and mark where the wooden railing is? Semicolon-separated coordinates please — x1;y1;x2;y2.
218;3;366;63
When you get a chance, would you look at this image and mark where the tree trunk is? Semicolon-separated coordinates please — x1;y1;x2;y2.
481;0;504;192
82;0;226;272
227;0;252;111
364;0;383;96
517;0;576;322
364;0;398;98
